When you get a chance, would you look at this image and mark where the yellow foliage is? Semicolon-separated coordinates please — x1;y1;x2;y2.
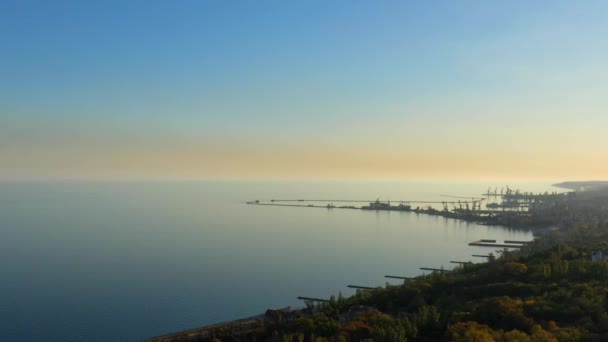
448;321;494;342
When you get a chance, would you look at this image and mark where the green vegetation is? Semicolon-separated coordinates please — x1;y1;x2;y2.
155;186;608;342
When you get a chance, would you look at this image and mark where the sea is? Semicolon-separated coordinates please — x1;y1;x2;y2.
0;180;561;341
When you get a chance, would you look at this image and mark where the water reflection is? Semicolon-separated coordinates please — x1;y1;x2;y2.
0;181;552;341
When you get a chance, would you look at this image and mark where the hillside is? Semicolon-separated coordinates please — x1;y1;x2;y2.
554;181;608;192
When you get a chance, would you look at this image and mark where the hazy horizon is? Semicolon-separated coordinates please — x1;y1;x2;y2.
0;176;597;184
3;1;608;181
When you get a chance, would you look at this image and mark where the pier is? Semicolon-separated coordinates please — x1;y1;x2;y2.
265;199;479;204
347;285;377;290
248;189;574;230
469;240;524;248
245;201;359;210
384;275;414;280
246;194;560;229
144;249;505;342
420;267;448;272
297;296;330;302
248;198;485;211
245;195;546;228
504;240;532;244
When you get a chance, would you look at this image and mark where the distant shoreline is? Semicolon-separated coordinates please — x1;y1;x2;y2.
553;181;608;191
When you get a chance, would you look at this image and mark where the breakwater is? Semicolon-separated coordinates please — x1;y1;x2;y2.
246;198;540;228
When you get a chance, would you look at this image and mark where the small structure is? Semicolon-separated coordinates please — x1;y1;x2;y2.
396;203;412;210
591;249;608;262
363;199;391;210
361;199;411;211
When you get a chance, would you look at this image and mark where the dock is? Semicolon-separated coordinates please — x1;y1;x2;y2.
347;285;376;290
264;199;479;204
504;240;532;244
384;275;413;280
247;188;574;230
468;240;524;248
245;201;359;210
420;267;448;272
297;296;330;302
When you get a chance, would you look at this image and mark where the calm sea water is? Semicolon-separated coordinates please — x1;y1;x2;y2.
0;181;559;341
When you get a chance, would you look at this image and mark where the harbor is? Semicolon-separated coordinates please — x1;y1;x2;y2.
247;187;574;228
138;184;553;342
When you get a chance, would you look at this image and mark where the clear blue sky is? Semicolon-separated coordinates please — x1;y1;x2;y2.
2;1;607;180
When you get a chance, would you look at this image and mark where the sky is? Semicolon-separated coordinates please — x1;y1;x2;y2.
1;0;607;181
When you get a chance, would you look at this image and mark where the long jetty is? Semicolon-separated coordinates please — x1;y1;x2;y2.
297;296;330;302
384;275;414;280
245;201;359;210
420;267;448;272
244;197;548;228
142;247;512;342
252;199;483;205
347;285;377;290
468;240;525;248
